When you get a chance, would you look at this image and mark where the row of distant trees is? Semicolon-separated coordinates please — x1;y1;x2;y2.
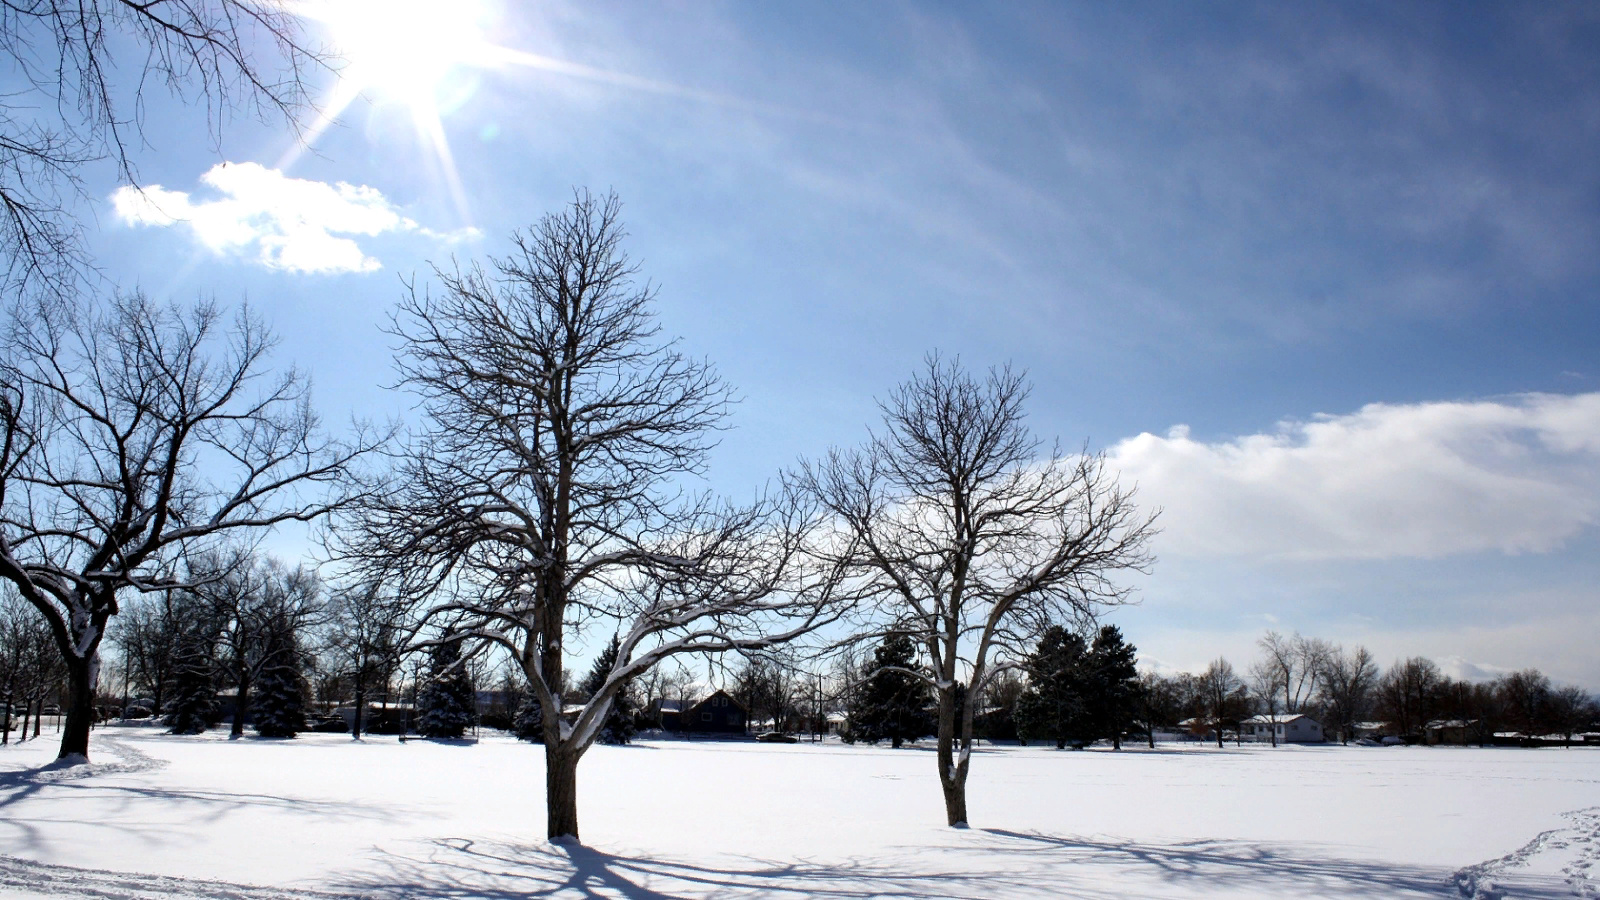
814;628;1599;752
1136;634;1598;748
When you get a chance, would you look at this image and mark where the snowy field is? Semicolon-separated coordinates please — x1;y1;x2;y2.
1;728;1597;899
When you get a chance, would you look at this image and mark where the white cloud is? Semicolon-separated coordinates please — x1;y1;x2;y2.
110;162;480;274
1110;393;1600;561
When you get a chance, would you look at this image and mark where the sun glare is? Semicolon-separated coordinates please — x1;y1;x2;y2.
310;0;492;107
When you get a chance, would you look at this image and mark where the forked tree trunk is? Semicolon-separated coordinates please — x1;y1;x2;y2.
59;657;95;759
934;685;968;827
546;743;581;841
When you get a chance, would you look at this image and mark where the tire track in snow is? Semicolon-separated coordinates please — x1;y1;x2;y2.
1454;806;1600;899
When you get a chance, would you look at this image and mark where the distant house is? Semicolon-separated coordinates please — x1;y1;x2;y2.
1352;721;1392;741
1241;714;1324;743
677;690;747;735
650;698;686;731
1424;719;1480;746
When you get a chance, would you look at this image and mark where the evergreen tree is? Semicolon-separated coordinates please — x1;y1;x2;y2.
1016;626;1090;749
163;628;217;735
578;635;635;745
846;634;933;748
416;637;477;738
252;620;307;738
513;694;544;742
1085;625;1139;749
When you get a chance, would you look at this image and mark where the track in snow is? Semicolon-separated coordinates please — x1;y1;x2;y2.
1455;806;1600;899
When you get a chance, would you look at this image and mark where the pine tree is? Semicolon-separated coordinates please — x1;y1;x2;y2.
578;635;635;745
513;694;544;742
252;621;307;738
1016;626;1090;749
163;630;217;735
416;637;477;739
1085;625;1139;749
846;634;933;748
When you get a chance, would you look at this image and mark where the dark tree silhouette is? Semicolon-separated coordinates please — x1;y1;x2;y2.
416;637;476;739
846;634;933;748
251;614;307;738
1016;626;1089;750
0;295;374;761
335;191;839;841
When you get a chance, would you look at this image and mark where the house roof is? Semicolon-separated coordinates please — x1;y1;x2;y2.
687;689;748;714
1242;714;1319;725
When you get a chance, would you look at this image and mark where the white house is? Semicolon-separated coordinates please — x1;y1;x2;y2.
1241;714;1324;743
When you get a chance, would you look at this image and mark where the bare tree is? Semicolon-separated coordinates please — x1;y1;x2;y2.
0;0;325;288
1316;645;1377;744
1496;668;1552;738
1197;657;1245;749
797;355;1156;827
1548;685;1597;747
201;552;321;737
112;589;191;717
335;191;840;841
1376;657;1442;742
321;579;408;740
1247;658;1284;747
0;293;374;760
1133;670;1187;748
1258;631;1332;716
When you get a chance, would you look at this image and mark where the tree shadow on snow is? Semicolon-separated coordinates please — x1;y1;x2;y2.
0;752;411;856
330;829;1483;899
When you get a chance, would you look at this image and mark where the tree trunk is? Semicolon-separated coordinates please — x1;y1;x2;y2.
231;672;251;738
935;685;967;827
2;685;12;746
59;657;95;759
546;743;581;841
32;697;42;738
19;702;31;742
352;683;366;740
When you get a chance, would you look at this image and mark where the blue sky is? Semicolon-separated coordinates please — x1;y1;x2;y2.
66;2;1600;684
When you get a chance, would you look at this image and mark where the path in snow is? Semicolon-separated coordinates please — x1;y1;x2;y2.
1455;806;1600;899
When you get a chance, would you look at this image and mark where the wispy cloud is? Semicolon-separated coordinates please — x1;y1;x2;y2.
110;162;480;274
1111;393;1600;561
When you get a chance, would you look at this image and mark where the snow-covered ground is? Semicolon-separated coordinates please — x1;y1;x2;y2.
1;727;1596;899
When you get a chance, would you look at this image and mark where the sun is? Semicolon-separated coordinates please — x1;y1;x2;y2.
311;0;493;109
287;0;497;219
